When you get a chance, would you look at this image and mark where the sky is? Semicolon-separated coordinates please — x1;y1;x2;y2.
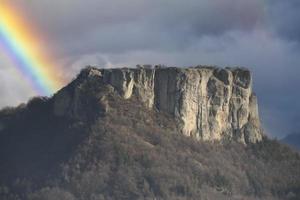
0;0;299;138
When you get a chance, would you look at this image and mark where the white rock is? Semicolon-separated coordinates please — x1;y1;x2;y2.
53;66;263;144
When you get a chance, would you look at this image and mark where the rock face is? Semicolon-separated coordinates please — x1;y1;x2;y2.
53;66;263;144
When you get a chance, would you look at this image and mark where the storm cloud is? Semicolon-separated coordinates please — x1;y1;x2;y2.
0;0;299;138
266;0;300;44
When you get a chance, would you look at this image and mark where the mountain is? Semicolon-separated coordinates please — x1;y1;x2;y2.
282;133;300;150
0;66;299;200
53;66;262;144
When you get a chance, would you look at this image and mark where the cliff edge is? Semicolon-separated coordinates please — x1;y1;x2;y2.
53;66;263;144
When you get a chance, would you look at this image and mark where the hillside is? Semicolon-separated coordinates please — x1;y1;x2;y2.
282;133;300;150
0;66;299;200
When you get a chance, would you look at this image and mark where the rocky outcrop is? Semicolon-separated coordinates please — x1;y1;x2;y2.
53;66;263;144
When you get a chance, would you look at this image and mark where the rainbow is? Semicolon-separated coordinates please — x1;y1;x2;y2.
0;3;64;95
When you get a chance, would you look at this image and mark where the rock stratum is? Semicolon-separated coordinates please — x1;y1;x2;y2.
54;66;262;144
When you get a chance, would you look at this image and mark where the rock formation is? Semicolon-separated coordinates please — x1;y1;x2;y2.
53;65;263;144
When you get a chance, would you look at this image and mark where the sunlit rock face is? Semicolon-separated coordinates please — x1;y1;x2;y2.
53;65;263;144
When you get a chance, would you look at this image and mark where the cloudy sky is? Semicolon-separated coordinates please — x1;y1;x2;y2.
0;0;299;138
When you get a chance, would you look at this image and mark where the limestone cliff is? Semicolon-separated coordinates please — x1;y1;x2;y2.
53;66;263;144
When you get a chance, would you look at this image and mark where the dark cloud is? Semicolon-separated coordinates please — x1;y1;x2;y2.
12;0;265;57
0;0;299;138
266;0;300;44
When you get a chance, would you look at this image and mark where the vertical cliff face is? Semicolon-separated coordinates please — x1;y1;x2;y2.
53;66;263;144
